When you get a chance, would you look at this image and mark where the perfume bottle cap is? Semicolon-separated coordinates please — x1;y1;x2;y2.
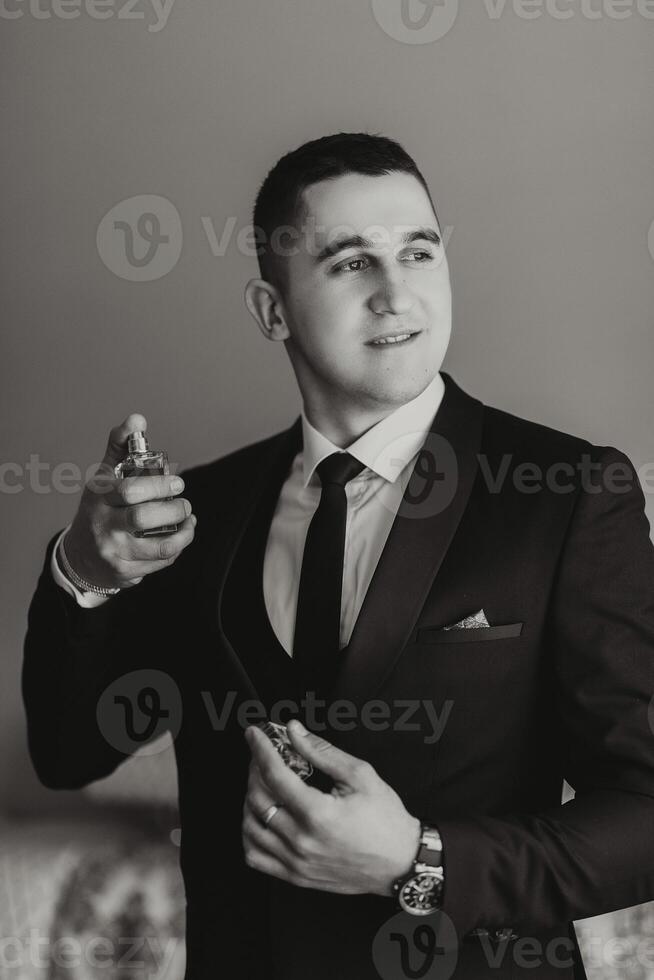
127;431;149;454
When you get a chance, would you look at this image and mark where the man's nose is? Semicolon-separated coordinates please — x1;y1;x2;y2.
368;269;414;316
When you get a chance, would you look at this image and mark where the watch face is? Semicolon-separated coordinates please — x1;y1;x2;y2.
398;871;442;915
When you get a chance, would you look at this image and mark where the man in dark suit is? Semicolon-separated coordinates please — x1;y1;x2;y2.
23;133;654;980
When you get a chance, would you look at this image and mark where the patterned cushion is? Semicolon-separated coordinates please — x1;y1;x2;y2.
0;818;185;980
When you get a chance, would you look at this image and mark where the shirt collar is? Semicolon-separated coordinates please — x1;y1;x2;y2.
301;372;445;487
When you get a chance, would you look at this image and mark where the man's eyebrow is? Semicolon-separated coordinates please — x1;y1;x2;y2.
401;227;442;247
315;227;442;263
315;235;373;263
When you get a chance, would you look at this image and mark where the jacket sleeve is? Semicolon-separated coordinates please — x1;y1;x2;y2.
50;524;113;608
21;469;196;791
435;447;654;936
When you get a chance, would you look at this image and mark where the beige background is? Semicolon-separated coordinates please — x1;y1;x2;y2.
1;1;653;812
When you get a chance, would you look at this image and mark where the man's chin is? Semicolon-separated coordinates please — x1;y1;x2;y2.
354;372;440;410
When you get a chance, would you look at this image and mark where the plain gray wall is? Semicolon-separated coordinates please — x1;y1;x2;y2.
2;0;653;811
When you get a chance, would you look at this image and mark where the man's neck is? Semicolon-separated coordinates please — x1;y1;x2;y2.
301;377;441;448
302;404;394;448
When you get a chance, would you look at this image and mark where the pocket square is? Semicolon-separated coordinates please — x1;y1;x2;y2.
443;609;490;630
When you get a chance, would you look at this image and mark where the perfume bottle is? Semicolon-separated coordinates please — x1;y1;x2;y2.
257;720;313;781
114;431;179;537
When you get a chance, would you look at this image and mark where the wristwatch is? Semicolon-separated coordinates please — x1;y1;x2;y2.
392;824;444;916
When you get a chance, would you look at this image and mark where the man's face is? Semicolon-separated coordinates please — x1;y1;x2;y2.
278;171;452;414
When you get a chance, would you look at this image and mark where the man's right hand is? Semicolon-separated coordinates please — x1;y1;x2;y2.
61;413;196;592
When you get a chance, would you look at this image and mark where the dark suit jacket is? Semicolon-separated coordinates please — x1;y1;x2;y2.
23;373;654;980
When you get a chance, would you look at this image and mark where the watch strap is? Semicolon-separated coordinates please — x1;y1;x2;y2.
415;827;443;870
392;823;444;911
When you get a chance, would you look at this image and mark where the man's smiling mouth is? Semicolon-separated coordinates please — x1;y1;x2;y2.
366;330;420;347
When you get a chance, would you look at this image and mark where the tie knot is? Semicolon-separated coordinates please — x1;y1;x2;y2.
316;452;366;488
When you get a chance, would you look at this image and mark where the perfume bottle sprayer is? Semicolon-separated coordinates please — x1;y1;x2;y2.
114;431;179;536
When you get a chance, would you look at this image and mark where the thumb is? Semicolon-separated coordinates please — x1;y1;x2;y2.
101;413;148;468
287;720;374;788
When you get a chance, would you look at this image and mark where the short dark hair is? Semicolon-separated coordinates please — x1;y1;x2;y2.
252;132;438;293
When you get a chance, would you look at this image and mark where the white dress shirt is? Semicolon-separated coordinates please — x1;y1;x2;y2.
52;374;445;654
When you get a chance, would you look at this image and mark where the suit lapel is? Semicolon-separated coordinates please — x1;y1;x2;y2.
205;418;302;698
332;373;484;702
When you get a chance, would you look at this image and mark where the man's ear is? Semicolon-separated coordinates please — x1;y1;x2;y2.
244;278;291;342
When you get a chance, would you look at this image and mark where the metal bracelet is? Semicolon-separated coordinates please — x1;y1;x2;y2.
58;535;121;596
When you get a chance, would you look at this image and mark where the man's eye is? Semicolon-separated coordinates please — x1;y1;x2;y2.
405;249;434;263
333;257;369;274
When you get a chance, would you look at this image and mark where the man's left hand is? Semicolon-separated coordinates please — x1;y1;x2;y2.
242;720;421;896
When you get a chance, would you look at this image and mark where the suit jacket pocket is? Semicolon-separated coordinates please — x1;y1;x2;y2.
416;622;524;644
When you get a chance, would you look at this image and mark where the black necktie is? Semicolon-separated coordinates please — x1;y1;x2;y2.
293;452;366;699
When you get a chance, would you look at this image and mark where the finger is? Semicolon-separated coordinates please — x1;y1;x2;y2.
244;725;324;818
286;720;376;790
120;498;192;536
242;844;308;887
243;840;351;893
103;474;185;509
245;777;297;847
116;515;196;565
242;800;298;861
101;414;148;468
247;759;267;796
